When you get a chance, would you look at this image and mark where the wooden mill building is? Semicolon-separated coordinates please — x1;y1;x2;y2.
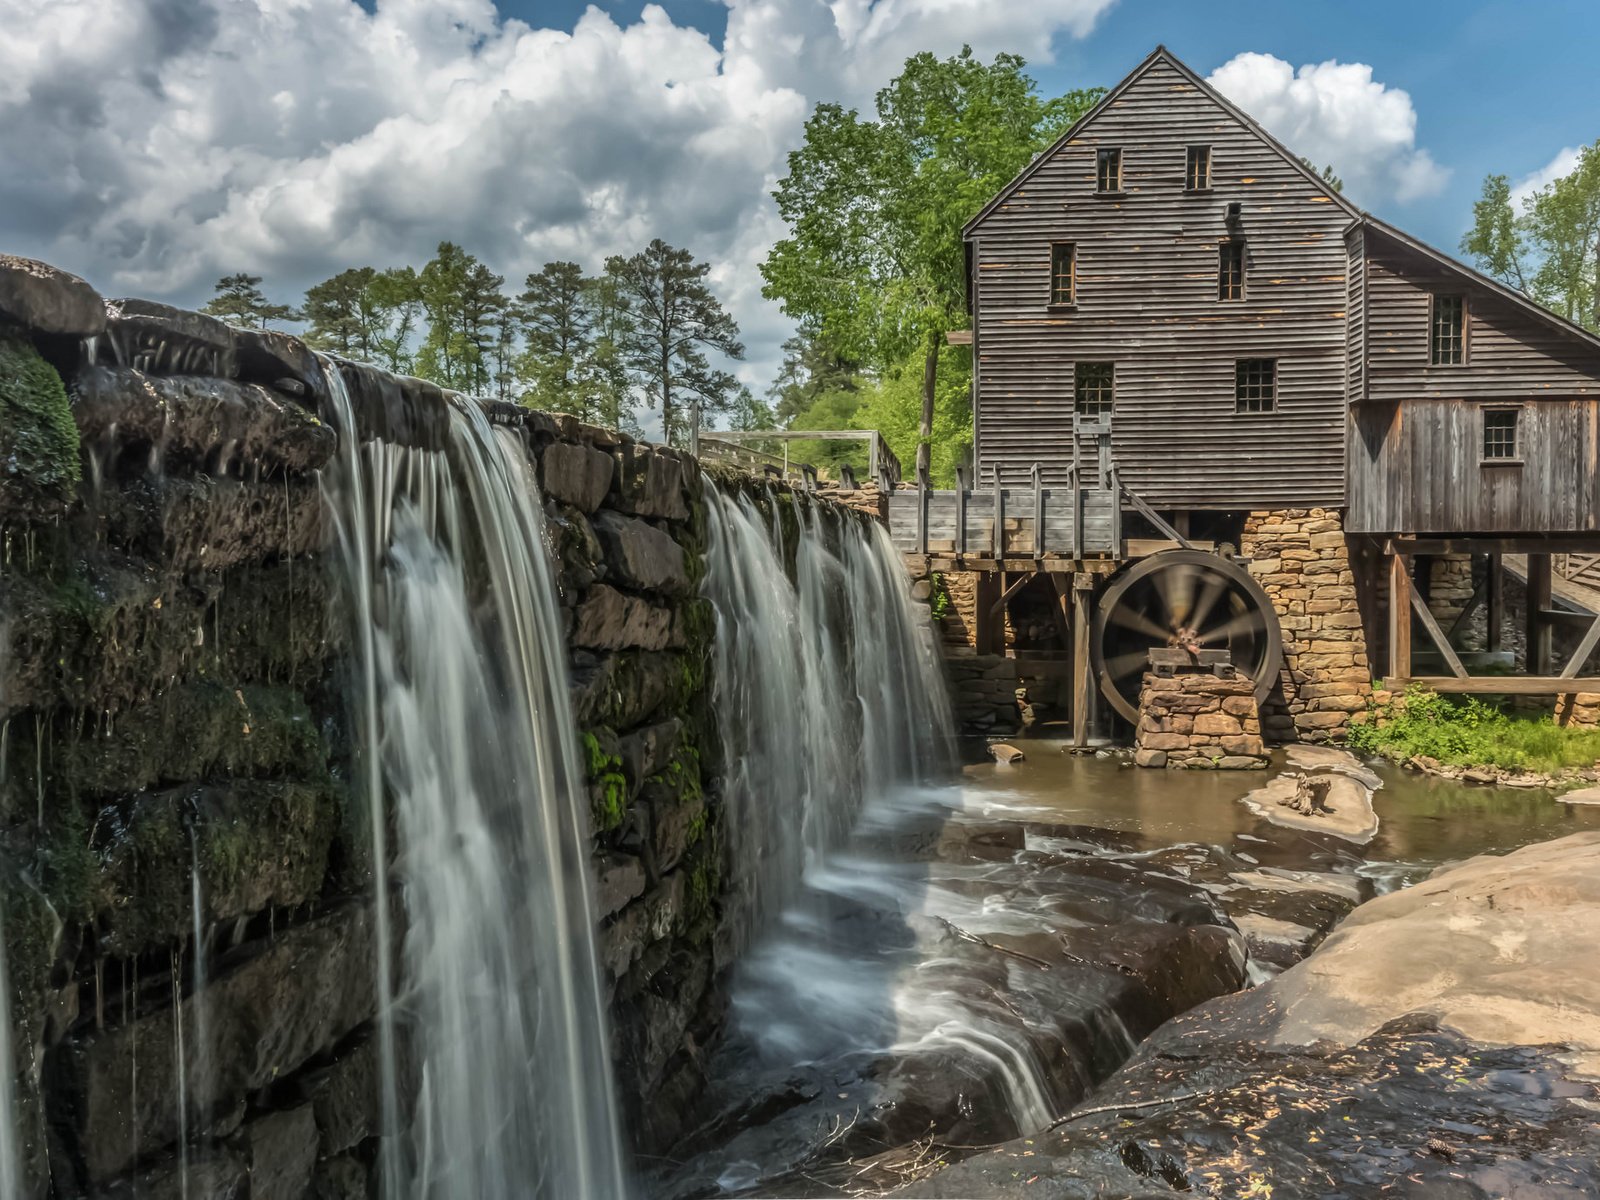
890;45;1600;743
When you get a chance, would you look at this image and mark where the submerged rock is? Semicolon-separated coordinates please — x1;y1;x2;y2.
989;742;1025;764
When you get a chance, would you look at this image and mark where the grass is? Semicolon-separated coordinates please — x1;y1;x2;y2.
1349;684;1600;774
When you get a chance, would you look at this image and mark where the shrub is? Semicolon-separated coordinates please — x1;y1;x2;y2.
1350;684;1600;772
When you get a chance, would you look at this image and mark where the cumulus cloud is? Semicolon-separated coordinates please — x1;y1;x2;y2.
1512;146;1583;207
1207;52;1448;206
0;0;1112;394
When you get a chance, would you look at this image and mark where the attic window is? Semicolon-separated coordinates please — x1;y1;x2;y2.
1482;408;1519;461
1431;295;1466;365
1186;145;1212;192
1050;243;1076;306
1074;362;1114;417
1096;148;1123;194
1218;239;1245;301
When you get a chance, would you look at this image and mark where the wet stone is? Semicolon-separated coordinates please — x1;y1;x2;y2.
0;254;106;336
591;511;690;595
244;1105;319;1200
541;440;615;512
104;298;237;377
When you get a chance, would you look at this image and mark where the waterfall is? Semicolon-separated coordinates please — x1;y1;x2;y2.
0;897;17;1200
703;485;952;944
319;365;627;1200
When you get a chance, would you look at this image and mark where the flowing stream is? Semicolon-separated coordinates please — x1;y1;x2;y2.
319;364;626;1200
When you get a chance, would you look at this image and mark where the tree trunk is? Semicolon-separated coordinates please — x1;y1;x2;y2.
917;335;939;478
661;335;673;447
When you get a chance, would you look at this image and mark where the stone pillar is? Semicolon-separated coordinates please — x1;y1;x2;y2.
1427;554;1476;647
1134;671;1268;769
1241;508;1374;744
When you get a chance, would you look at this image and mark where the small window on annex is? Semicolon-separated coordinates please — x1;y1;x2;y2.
1218;239;1246;301
1482;408;1519;461
1050;243;1076;306
1074;362;1115;417
1431;294;1466;365
1186;145;1212;192
1096;147;1123;193
1235;359;1276;413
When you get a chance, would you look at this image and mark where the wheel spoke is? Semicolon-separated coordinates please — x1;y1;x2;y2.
1197;610;1265;646
1103;648;1155;681
1107;604;1172;641
1188;570;1232;634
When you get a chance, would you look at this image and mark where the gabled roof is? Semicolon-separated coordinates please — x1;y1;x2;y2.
1360;214;1600;356
963;45;1362;237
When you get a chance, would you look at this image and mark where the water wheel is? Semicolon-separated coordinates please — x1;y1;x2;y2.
1090;549;1283;724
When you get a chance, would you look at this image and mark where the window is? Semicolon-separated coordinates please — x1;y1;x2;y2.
1431;294;1466;364
1096;147;1122;193
1049;243;1076;306
1218;239;1246;300
1235;359;1276;413
1482;409;1519;461
1186;145;1212;192
1074;362;1115;417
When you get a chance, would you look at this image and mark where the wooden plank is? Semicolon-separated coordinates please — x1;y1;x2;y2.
1409;587;1467;678
1388;553;1412;680
1562;612;1600;679
1487;552;1504;652
1072;574;1093;748
1528;553;1553;675
1387;536;1600;557
1387;676;1600;695
944;329;973;346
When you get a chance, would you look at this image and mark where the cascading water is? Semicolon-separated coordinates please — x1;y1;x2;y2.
702;484;952;947
318;364;627;1200
0;897;18;1200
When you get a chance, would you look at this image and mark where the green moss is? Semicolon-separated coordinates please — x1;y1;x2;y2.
1349;683;1600;773
682;837;720;935
0;330;80;502
927;572;952;621
580;727;629;833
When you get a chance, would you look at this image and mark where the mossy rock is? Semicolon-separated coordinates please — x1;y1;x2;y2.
0;328;80;513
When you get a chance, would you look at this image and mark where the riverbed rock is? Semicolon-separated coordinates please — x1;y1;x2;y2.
898;832;1600;1198
1558;784;1600;805
1284;743;1382;790
989;742;1025;764
1240;769;1378;843
0;254;106;336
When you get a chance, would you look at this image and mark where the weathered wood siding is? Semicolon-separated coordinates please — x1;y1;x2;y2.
1347;398;1600;534
886;488;1117;556
1363;230;1600;402
967;56;1350;508
1346;224;1366;403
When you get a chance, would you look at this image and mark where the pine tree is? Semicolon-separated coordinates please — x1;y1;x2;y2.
519;261;594;417
202;273;300;328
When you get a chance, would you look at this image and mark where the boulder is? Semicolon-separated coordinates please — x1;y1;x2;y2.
594;854;648;920
104;298;237;377
51;903;375;1185
302;1036;378;1156
592;511;690;595
989;742;1025;764
0;254;106;336
321;358;450;451
573;584;678;651
613;448;689;520
1240;770;1378;843
233;327;326;406
72;365;336;477
541;440;615;512
244;1105;319;1200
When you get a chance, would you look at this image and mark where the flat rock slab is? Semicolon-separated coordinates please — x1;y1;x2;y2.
1558;785;1600;805
1227;866;1364;904
1284;743;1382;790
1240;771;1379;843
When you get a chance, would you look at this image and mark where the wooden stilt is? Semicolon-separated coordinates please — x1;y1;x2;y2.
1388;553;1412;681
1487;553;1504;652
974;571;1001;657
1528;553;1553;675
1072;574;1094;747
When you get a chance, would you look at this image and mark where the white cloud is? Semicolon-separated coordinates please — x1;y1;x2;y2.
1207;52;1448;207
0;0;1113;399
1512;145;1582;208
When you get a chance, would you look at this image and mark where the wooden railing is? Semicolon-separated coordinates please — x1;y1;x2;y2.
696;430;901;489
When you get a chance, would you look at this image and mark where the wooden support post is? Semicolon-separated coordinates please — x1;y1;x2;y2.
954;465;969;556
974;571;1002;657
1561;612;1600;679
1528;553;1553;675
1388;553;1412;681
1487;553;1504;652
1409;587;1468;678
1072;573;1094;748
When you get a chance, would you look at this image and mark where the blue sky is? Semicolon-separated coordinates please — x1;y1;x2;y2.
4;0;1595;408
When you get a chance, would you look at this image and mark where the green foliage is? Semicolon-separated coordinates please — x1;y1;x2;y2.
415;242;509;393
302;265;422;372
580;730;628;833
519;260;593;417
1299;157;1344;193
606;239;745;447
1349;684;1600;772
852;347;974;486
0;331;80;498
1462;142;1600;330
201;272;300;328
927;572;952;621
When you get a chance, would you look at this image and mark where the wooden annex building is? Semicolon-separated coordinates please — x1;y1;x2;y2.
888;45;1600;745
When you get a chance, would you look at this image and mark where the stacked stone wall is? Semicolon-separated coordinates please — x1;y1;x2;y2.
0;255;833;1193
1241;509;1374;743
1134;672;1268;769
1427;554;1476;641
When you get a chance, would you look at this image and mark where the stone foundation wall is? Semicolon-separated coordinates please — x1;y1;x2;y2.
1134;672;1268;769
1427;554;1476;639
0;255;821;1194
1241;509;1374;744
